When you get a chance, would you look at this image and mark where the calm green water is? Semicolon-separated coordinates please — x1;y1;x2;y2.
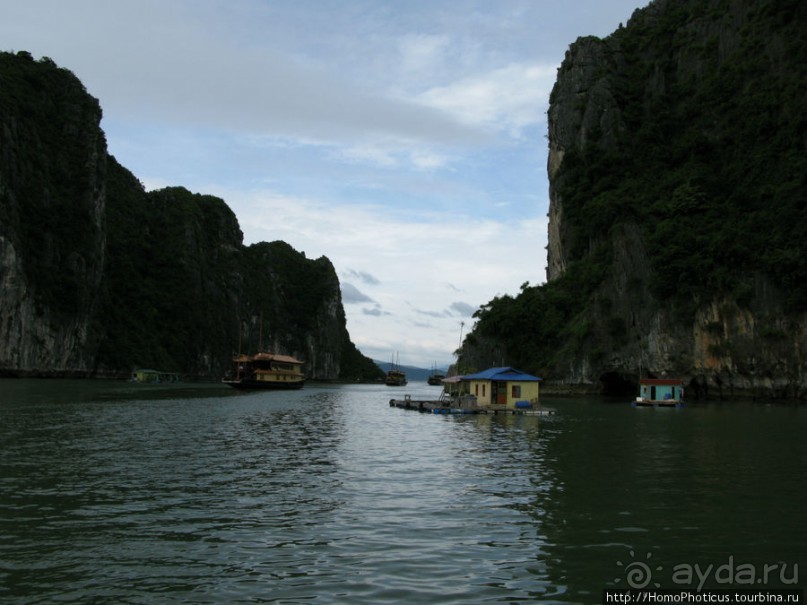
0;380;804;604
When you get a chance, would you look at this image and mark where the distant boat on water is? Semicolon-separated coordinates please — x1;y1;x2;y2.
427;364;445;385
385;353;407;386
222;352;305;390
385;368;408;386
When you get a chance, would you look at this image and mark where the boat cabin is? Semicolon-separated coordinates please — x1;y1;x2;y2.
461;367;541;409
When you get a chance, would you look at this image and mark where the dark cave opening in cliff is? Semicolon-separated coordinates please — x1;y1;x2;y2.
599;372;636;397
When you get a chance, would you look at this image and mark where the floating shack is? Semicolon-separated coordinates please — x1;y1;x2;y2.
463;366;542;409
390;366;551;416
131;369;180;384
633;378;685;407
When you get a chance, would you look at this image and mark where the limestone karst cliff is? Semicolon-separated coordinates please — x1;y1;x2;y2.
0;51;381;381
0;52;107;375
460;0;806;399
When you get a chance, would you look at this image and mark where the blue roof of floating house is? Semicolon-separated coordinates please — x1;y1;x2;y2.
461;367;542;382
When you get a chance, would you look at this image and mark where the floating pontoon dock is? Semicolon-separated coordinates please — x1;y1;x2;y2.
389;395;554;416
632;399;683;408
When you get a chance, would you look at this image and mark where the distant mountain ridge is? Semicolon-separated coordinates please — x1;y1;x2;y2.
374;361;450;383
0;50;383;381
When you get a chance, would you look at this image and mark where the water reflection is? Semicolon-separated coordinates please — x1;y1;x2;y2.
0;381;804;603
421;412;562;601
535;400;806;598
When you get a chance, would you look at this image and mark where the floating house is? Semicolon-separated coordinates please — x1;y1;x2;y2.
131;369;180;383
462;367;542;410
635;378;684;406
389;367;549;415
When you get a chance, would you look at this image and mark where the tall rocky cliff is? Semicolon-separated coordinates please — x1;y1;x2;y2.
0;51;380;381
461;0;806;399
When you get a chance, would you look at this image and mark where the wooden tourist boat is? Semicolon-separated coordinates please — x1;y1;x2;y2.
222;352;305;390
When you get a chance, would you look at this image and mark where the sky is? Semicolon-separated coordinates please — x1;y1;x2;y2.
1;0;647;369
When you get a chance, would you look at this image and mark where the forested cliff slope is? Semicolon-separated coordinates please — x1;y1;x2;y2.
0;51;381;381
460;0;806;399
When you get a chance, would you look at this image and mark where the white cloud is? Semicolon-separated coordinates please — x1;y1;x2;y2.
221;185;547;367
410;149;454;170
1;0;490;162
335;140;455;170
398;33;451;74
418;62;556;136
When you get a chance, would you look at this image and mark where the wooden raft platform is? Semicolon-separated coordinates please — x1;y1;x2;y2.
389;396;555;416
632;399;684;408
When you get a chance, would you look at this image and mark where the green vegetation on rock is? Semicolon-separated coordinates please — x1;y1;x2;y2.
0;51;382;382
461;0;807;397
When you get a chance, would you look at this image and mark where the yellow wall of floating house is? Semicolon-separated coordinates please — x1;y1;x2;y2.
470;380;540;408
508;382;540;406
